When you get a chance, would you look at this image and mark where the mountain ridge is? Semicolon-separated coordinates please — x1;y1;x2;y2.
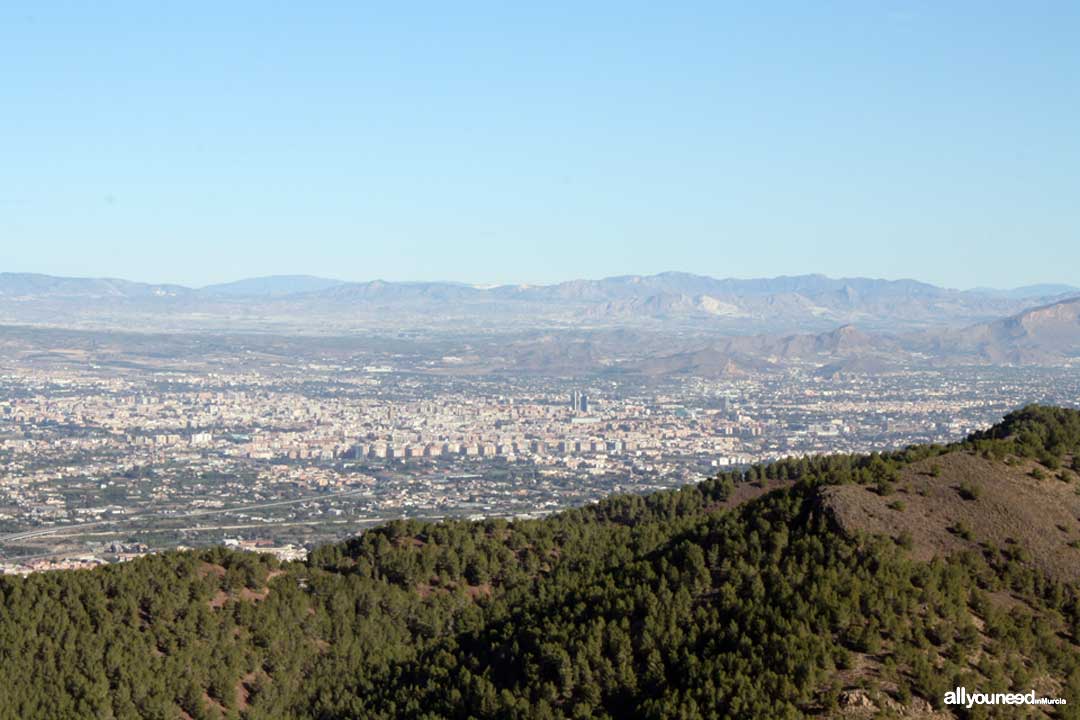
1;271;1076;337
1;270;1073;302
200;275;347;296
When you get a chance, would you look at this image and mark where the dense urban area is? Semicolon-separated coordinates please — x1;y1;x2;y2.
2;337;1078;573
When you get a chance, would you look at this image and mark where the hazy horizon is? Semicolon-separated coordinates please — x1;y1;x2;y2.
1;267;1078;295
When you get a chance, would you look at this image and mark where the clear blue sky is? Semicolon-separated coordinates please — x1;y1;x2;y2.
1;2;1077;289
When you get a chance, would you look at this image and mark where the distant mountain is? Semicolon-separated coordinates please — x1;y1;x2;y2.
0;272;190;298
921;296;1080;363
486;272;1069;332
769;324;886;359
493;272;946;302
629;348;777;377
0;271;1076;339
969;283;1080;299
811;355;901;378
199;275;345;297
313;279;485;302
624;325;895;377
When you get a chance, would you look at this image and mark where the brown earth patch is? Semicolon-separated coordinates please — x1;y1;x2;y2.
236;671;259;711
415;579;492;601
197;561;226;579
239;586;270;602
819;450;1080;583
713;477;794;512
465;583;492;599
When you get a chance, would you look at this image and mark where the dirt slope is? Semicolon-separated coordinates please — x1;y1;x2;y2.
819;450;1080;583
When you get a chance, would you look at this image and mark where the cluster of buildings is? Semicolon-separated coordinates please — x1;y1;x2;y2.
0;358;1077;572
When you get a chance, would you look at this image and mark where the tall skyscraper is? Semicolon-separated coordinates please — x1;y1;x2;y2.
570;391;589;413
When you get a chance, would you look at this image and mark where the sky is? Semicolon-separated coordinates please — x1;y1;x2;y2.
1;2;1077;290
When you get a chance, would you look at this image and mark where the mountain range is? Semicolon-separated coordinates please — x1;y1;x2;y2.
1;271;1078;373
0;271;1076;336
617;296;1080;374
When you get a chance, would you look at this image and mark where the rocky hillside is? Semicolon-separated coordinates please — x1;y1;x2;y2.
820;449;1080;583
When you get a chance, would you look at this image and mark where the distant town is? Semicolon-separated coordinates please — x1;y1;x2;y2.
2;336;1077;573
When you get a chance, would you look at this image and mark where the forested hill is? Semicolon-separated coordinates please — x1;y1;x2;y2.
3;407;1080;719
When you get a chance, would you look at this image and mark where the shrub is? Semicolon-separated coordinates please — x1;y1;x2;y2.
958;481;981;501
951;520;973;540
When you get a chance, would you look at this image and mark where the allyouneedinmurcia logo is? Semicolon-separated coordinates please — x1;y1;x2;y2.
944;687;1067;709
